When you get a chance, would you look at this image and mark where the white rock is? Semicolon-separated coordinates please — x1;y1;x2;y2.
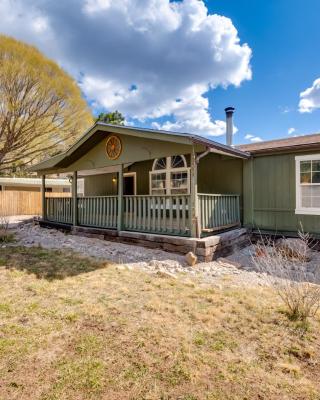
156;270;177;279
185;251;197;266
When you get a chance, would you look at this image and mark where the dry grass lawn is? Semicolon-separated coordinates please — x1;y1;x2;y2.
0;246;320;399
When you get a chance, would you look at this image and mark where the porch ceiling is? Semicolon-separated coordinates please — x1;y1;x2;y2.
30;122;250;175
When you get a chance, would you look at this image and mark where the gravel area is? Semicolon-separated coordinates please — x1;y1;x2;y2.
10;223;270;287
228;242;320;284
3;215;37;228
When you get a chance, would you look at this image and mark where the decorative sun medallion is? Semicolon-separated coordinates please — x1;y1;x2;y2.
106;135;122;160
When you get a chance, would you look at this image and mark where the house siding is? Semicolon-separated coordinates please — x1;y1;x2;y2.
84;153;243;200
84;173;118;196
198;153;243;196
243;149;320;235
126;160;153;195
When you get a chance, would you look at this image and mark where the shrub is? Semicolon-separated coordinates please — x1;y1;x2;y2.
0;216;14;243
251;231;320;322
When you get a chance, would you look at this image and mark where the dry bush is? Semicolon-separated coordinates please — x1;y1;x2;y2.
251;231;320;322
0;215;14;242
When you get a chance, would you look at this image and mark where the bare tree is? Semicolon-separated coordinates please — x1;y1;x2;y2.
252;231;320;321
0;35;93;171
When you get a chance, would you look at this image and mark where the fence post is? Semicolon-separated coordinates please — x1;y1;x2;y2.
117;164;124;232
41;175;46;220
72;171;78;226
190;146;200;238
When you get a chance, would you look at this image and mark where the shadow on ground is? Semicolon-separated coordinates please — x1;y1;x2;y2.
0;246;110;280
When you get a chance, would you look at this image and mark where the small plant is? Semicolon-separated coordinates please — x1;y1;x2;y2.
251;230;320;322
0;216;14;243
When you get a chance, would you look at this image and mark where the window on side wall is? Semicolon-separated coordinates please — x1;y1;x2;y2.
150;155;190;195
295;155;320;215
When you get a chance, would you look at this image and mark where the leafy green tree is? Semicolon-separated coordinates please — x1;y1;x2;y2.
95;110;125;125
0;35;93;171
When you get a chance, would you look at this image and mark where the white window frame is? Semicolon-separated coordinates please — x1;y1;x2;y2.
149;155;190;195
295;154;320;215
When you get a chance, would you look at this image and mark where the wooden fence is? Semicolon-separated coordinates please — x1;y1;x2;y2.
0;191;70;216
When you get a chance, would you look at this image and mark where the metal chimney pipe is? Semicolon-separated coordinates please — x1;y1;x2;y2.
225;106;235;146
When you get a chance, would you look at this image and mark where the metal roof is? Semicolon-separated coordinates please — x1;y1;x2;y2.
29;122;250;173
238;133;320;153
0;177;70;186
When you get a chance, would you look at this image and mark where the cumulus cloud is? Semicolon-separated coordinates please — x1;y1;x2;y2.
288;127;295;135
0;0;252;136
245;134;262;143
299;78;320;113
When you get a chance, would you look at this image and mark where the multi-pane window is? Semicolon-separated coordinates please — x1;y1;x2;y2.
150;155;189;195
296;155;320;214
151;172;166;195
170;171;189;194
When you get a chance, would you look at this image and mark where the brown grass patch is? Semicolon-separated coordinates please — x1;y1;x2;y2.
0;247;319;399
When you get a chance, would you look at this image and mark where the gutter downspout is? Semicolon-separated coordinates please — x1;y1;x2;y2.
196;148;210;164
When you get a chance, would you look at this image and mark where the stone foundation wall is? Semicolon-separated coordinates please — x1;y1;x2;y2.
39;221;250;262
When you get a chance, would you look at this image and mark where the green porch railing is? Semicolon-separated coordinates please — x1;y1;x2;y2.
198;194;240;232
78;196;118;229
46;197;73;224
45;194;240;236
123;195;191;236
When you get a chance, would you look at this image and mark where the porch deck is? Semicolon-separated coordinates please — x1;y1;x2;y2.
45;193;240;237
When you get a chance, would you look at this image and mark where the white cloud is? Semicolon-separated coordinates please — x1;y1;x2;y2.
288;127;295;135
0;0;252;136
250;136;263;143
245;134;262;143
299;78;320;113
279;106;291;114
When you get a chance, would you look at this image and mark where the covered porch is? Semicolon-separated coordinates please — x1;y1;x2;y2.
44;192;241;238
32;123;249;239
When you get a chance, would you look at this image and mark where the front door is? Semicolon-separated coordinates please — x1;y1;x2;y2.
123;174;135;195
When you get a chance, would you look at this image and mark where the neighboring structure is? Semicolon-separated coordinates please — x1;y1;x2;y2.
29;109;320;260
0;177;71;193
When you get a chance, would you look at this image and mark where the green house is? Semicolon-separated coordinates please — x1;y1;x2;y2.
30;112;320;259
240;133;320;237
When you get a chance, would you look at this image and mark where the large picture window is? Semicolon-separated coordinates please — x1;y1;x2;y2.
296;154;320;215
150;155;190;195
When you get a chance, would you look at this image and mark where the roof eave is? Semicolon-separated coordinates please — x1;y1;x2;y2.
191;137;250;159
239;142;320;155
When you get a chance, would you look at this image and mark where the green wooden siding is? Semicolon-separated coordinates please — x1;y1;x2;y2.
243;150;320;235
66;133;200;174
84;153;242;198
198;153;243;195
84;173;117;196
127;160;153;194
198;153;243;220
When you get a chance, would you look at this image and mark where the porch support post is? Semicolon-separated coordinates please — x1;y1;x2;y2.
117;164;124;232
41;174;46;220
190;146;200;238
72;171;78;226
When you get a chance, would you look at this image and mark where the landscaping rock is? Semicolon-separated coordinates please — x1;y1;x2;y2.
156;270;177;279
12;223;276;287
185;251;197;266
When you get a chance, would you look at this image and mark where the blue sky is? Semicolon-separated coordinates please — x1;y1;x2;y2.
1;0;320;145
206;0;320;144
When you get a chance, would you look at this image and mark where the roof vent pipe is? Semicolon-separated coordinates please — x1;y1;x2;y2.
225;106;235;146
